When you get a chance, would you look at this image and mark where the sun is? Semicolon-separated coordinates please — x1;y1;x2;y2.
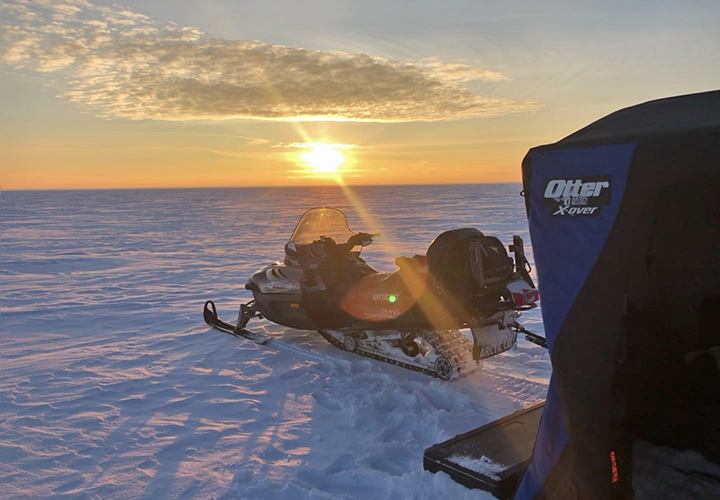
300;144;346;174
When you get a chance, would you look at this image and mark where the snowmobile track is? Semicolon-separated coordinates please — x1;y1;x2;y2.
319;329;478;381
318;330;440;379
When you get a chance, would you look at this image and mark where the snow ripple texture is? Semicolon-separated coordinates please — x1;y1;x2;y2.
0;185;549;499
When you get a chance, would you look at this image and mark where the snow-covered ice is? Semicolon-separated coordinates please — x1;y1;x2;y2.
447;455;506;481
0;185;550;499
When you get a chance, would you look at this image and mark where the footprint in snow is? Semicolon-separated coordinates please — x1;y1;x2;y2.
323;453;357;474
351;360;372;374
280;364;316;379
311;391;342;411
258;444;287;461
362;452;409;475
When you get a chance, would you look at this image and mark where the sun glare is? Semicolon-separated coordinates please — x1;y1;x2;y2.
300;144;346;174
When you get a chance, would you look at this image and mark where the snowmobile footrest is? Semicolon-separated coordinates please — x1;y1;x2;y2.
423;401;545;499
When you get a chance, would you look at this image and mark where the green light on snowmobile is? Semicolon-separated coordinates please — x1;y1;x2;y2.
388;295;397;303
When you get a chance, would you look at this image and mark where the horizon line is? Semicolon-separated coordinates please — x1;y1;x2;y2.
0;181;522;193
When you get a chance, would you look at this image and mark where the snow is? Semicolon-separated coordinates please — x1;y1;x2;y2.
634;441;720;499
447;455;507;481
0;185;549;499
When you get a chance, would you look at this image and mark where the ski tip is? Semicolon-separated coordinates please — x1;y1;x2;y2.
203;300;218;325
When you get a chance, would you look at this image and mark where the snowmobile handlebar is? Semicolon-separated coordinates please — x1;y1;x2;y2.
347;232;378;247
312;232;377;257
327;232;376;255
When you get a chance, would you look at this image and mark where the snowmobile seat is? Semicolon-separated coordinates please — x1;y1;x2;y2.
395;254;429;273
350;271;397;288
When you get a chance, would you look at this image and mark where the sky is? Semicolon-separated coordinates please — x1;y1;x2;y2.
1;0;719;189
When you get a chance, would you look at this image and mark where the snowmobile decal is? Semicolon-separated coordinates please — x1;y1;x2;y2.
476;332;517;359
266;281;300;291
372;293;399;302
362;309;402;321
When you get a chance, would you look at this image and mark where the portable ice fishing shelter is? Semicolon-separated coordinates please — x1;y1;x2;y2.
516;90;720;498
424;90;720;499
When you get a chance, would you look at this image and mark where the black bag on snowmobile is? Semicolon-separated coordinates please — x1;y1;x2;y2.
427;229;513;305
476;235;514;281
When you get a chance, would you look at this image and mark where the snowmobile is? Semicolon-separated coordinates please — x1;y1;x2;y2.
204;207;543;381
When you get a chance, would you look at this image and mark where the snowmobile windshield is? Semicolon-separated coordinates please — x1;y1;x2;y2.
290;208;356;246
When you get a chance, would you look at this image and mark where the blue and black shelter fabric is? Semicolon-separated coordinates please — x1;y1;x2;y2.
514;90;720;499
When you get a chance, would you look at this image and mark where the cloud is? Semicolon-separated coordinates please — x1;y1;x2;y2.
172;133;270;146
1;0;542;122
417;57;510;83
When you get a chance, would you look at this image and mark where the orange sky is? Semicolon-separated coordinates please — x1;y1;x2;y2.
0;104;557;189
2;0;718;190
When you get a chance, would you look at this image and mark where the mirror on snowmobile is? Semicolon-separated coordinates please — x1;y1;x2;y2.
284;241;298;256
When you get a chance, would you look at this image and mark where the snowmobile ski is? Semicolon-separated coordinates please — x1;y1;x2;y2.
203;300;271;345
203;300;334;363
